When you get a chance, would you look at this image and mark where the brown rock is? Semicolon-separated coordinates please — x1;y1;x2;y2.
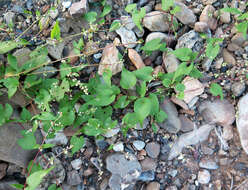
194;22;209;33
162;50;180;73
140;157;157;171
181;76;204;104
201;0;217;4
128;49;145;69
227;43;241;52
231;33;246;47
153;65;164;76
69;0;88;15
174;2;197;25
98;44;122;75
146;182;160;190
220;9;231;23
0;163;8;180
222;49;236;65
179;115;194;132
200;5;217;30
145;142;160;158
68;50;79;65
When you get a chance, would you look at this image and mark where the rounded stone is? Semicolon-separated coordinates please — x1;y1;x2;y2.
145;142;160;158
198;169;211;184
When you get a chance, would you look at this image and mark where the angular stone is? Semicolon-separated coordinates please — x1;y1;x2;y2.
128;49;145;69
47;42;65;60
231;33;246;47
69;0;88;15
98;44;122;75
162;50;180;73
179;115;194;132
174;2;196;25
146;32;175;44
200;5;217;30
140;157;157;171
116;26;137;48
198;169;211;184
13;47;31;67
145;142;160;158
222;49;236;65
194;22;209;33
0;123;41;167
146;182;160;190
0;88;29;107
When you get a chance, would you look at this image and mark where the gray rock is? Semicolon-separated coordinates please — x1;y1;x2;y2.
174;2;196;25
116;26;137;48
236;93;248;154
69;0;89;15
0;88;29;107
33;65;57;79
13;47;31;67
199;99;235;126
158;97;181;133
49;9;59;19
0;180;18;190
176;30;203;52
45;131;68;145
121;16;135;30
47;42;65;60
138;170;155;182
143;11;177;32
0;123;41;167
145;142;160;158
67;170;82;186
194;22;209;33
231;82;246;97
146;182;160;190
103;127;120;138
168;169;178;177
179;115;194;132
135;118;149;130
169;124;214;160
71;159;82;170
133;140;145;151
146;32;175;44
140;157;157;171
106;153;141;189
198;169;211;184
162;50;180;73
199;159;218;170
4;11;15;25
113;142;124;152
36;152;66;188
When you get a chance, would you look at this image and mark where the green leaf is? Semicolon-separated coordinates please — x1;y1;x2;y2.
114;95;130;109
0;104;13;125
3;77;19;98
134;97;151;123
109;20;122;32
125;3;136;13
82;118;103;136
161;0;174;11
162;78;172;87
102;69;112;86
210;83;223;100
132;8;145;31
17;131;38;150
100;4;112;17
190;67;203;79
70;135;85;155
236;21;248;39
155;110;167;123
148;93;159;116
21;54;48;73
7;54;18;71
84;11;98;23
26;167;54;190
170;5;181;15
11;184;24;189
0;41;25;54
122;112;139;126
35;112;56;120
237;13;248;20
172;62;193;83
136;81;146;97
21;108;32;121
175;83;185;92
172;48;193;62
134;66;153;81
141;38;164;53
120;68;137;89
60;62;71;78
221;7;241;15
51;20;61;40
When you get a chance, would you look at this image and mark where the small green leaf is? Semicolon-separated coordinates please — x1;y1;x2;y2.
26;167;54;190
109;20;121;32
210;83;223;100
190;67;203;79
161;0;174;11
162;78;172;87
0;41;27;54
125;3;136;13
51;20;61;40
155;110;168;123
21;108;32;121
84;11;98;23
70;135;85;155
134;97;151;123
7;54;18;71
172;48;194;62
141;38;164;53
100;4;112;17
236;21;248;39
3;77;19;98
17;131;38;150
35;112;56;120
221;7;241;15
136;81;146;97
134;66;153;82
11;184;24;189
120;68;137;89
175;83;185;92
237;13;248;20
148;93;159;116
82;118;103;136
114;95;130;109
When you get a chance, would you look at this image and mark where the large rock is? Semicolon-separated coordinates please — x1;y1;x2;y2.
146;32;175;44
162;50;180;73
143;11;178;32
47;42;65;60
116;26;137;48
0;123;42;167
158;97;181;133
106;153;141;190
199;5;217;30
174;2;196;25
236;94;248;154
98;44;122;75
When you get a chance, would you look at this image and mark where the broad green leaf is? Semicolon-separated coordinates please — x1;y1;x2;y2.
24;75;42;89
114;95;130;109
161;0;174;11
82;118;103;136
35;112;56;120
162;78;171;87
134;97;151;123
134;66;153;81
155;110;167;123
136;81;146;97
51;20;61;40
120;68;137;89
3;77;19;98
100;4;112;17
172;48;193;61
122;112;139;126
221;7;241;15
175;83;185;92
60;62;71;79
132;8;145;31
109;20;121;32
141;38;163;52
5;103;13;119
21;108;32;121
148;93;159;116
88;94;116;106
21;54;48;73
84;11;97;23
170;5;181;15
70;135;85;155
190;67;203;79
102;69;112;86
125;3;136;13
210;83;223;100
17;131;38;150
26;167;54;190
7;54;18;71
172;62;193;83
0;103;13;125
237;13;248;20
0;41;22;54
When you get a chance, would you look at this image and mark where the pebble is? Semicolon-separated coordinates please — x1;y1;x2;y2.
83;167;94;176
146;182;160;190
162;50;180;73
62;1;72;9
194;22;209;33
200;5;217;30
47;42;65;60
71;159;82;170
120;16;135;30
69;0;88;15
236;93;248;154
220;8;231;23
103;127;120;138
67;170;82;186
113;142;124;152
128;49;145;69
138;170;155;181
33;65;57;79
13;48;31;67
133;140;145;151
198;170;211;184
179;115;194;132
145;142;160;158
199;158;219;170
231;82;246;97
0;163;7;180
174;2;196;25
199;99;235;126
223;49;236;65
168;169;178;177
143;11;177;32
45;131;68;145
98;43;122;76
146;32;175;44
116;26;137;48
231;33;246;47
140;157;157;171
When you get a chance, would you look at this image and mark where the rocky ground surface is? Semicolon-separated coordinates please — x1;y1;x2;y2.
0;0;248;190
